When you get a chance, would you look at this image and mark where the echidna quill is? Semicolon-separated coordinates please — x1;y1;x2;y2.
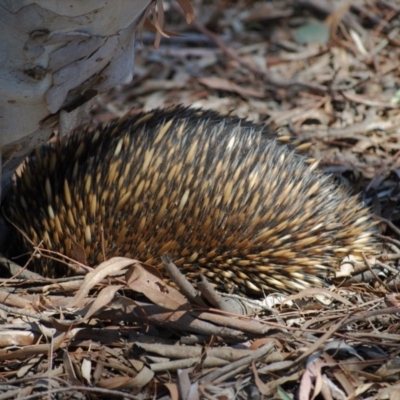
5;106;378;294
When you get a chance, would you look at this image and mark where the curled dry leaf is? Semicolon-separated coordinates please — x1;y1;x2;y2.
0;331;39;347
142;0;194;48
299;356;325;400
81;357;92;384
250;338;282;351
126;262;190;310
83;285;124;321
375;359;400;378
252;360;271;396
176;0;195;24
97;366;154;391
385;293;400;307
164;383;180;400
129;366;155;393
68;257;135;308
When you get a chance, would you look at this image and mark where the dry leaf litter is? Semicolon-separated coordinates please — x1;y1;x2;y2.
1;0;400;399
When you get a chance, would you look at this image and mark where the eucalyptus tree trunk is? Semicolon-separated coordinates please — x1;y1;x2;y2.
0;0;154;195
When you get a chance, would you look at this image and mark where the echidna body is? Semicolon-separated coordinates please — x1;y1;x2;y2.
6;106;378;294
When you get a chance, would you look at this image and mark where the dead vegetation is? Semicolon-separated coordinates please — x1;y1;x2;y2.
1;0;400;399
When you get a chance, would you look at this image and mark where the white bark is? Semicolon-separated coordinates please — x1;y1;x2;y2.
0;0;152;191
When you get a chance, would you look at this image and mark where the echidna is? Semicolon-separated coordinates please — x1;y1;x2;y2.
5;105;378;294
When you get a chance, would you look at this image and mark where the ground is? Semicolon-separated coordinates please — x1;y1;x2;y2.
1;1;400;399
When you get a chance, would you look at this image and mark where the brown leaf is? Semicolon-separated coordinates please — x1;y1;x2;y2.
97;376;135;390
130;366;155;393
250;338;282;351
176;0;195;24
63;351;81;386
299;356;325;400
198;77;265;98
325;0;352;38
68;257;135;308
126;263;189;310
385;293;400;307
252;360;271;396
97;368;154;391
0;330;39;347
164;383;180;400
93;347;106;384
48;316;81;332
83;285;123;321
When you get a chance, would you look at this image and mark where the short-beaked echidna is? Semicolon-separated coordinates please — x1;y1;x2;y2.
5;105;378;294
